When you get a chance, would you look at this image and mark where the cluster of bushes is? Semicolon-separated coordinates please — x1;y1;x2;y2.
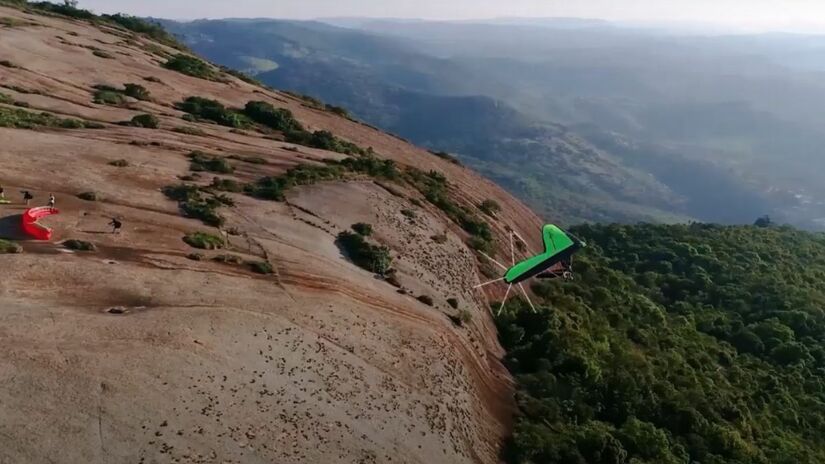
183;231;224;250
93;83;151;105
188;151;234;174
406;168;493;252
243;100;303;133
285;129;367;156
63;239;96;252
163;54;220;81
479;199;501;217
124;113;158;128
245;163;345;201
0;106;99;129
497;222;825;464
0;239;22;254
162;184;225;227
429;149;462;165
101;13;186;50
175;96;249;128
210;253;273;274
336;231;392;275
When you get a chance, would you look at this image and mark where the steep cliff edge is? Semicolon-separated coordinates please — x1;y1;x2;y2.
0;5;542;463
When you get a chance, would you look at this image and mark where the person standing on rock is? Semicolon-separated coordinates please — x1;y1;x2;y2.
47;193;55;211
21;190;33;206
109;217;122;234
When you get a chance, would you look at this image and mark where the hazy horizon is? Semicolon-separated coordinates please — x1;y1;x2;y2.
72;0;825;33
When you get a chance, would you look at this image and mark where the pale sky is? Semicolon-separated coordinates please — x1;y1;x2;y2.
75;0;825;32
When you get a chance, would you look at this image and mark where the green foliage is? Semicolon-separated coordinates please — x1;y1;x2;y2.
27;1;95;20
163;54;219;80
0;92;12;104
405;168;492;249
479;198;501;217
0;239;22;254
352;223;373;236
176;96;248;128
246;163;345;201
162;184;225;227
63;239;96;252
76;191;101;201
123;83;150;101
183;231;224;250
429;149;462;165
188;151;234;174
101;14;186;50
0;106;90;129
248;260;273;275
93;86;125;105
243;100;304;132
498;223;825;464
127;114;159;128
336;231;392;275
285;130;367;156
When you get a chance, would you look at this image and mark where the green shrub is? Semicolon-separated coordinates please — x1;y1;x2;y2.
183;232;224;250
129;113;159;128
76;191;101;201
429;150;462;165
176;96;248;128
325;104;350;118
209;177;245;193
479;199;501;217
449;309;472;327
101;14;186;50
172;126;206;136
285;129;367;156
248;261;273;275
123;83;150;101
93;89;124;105
63;239;96;252
246;163;345;201
336;231;392;275
0;107;88;129
162;184;225;227
188;151;234;174
0;239;22;254
163;54;219;80
0;92;12;104
108;159;129;167
186;252;204;261
352;223;373;236
243;101;304;132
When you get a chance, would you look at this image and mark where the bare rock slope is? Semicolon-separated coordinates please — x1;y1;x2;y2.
0;6;542;464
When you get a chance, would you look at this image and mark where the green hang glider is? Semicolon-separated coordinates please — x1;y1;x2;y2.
475;224;585;313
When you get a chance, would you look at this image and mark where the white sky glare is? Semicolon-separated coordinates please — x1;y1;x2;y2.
75;0;825;32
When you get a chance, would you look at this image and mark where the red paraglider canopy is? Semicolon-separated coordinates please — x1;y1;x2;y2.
21;207;59;240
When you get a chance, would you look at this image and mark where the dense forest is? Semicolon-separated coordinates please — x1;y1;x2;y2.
496;223;825;463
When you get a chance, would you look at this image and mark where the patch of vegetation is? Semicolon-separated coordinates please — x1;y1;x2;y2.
498;223;825;464
101;14;186;50
220;66;265;86
186;252;204;261
406;168;493;250
163;54;219;81
76;191;101;201
228;155;266;165
108;159;129;167
123;83;150;101
0;106;92;129
93;86;126;105
284;90;324;109
172;126;206;136
183;231;224;250
449;309;473;327
126;113;159;128
352;223;373;236
429;149;462;165
176;97;249;128
0;16;36;27
417;295;434;306
162;184;225;227
92;49;114;59
245;163;345;201
0;239;22;254
243;100;303;133
209;177;244;193
0;92;12;104
479;199;501;217
188;151;234;174
248;260;273;275
325;104;351;118
63;239;96;252
336;231;392;276
285;129;367;156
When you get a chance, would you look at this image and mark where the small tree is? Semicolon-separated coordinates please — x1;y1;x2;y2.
754;215;772;228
